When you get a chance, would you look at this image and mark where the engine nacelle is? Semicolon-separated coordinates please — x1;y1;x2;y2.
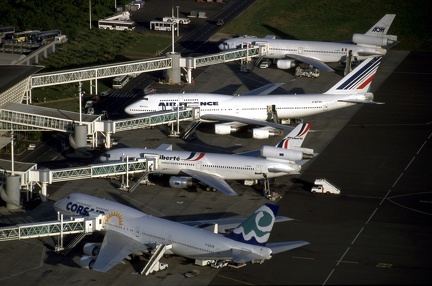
169;176;194;188
261;145;309;161
253;128;279;139
83;242;101;257
352;34;398;47
276;59;296;70
215;124;238;135
80;255;96;270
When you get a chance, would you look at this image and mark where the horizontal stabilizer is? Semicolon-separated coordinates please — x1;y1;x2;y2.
338;99;385;104
267;241;310;255
241;83;285;96
232;248;266;264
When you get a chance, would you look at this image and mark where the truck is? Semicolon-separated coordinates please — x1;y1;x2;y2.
311;178;341;194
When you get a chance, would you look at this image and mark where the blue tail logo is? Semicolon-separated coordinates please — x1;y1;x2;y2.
225;204;278;246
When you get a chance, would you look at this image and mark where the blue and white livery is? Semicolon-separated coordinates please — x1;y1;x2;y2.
54;193;309;273
218;14;396;72
125;57;384;139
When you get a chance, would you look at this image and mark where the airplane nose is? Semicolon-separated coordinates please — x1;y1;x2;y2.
218;43;225;50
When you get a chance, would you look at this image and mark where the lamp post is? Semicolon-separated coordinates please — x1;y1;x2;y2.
89;0;92;29
176;6;180;37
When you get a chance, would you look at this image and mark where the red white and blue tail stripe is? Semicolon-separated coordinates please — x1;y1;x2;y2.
275;123;311;149
324;57;382;94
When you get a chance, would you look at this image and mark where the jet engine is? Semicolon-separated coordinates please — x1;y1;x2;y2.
261;146;314;161
83;242;101;256
253;128;280;139
276;59;296;70
215;124;239;135
352;34;398;47
80;255;96;270
80;242;101;270
169;176;194;188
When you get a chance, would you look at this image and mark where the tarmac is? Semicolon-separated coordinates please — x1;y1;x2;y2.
1;49;431;285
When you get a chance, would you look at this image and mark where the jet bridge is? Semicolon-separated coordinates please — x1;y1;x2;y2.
28;157;156;200
0;212;105;255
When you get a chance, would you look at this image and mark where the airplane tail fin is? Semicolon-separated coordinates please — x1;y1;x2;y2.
225;204;279;246
323;57;382;95
365;14;396;36
275;123;311;149
353;14;398;49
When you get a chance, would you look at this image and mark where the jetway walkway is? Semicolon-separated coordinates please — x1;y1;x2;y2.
29;46;262;89
0;212;104;242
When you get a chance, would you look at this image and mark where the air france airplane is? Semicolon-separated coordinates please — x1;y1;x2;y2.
218;14;397;72
99;123;313;197
125;56;383;139
54;193;309;274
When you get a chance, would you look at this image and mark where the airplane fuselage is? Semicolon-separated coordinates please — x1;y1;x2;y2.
125;93;365;119
100;147;300;179
219;38;387;62
54;193;272;261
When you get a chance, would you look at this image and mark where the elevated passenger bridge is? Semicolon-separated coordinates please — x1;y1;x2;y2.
0;212;104;255
30;47;262;89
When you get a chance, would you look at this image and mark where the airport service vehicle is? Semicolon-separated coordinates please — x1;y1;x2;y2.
98;12;135;31
162;16;191;25
53;193;309;274
311;178;341;194
112;75;129;89
218;14;397;73
149;20;177;31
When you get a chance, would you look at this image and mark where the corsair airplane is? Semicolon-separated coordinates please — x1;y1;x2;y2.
99;123;314;196
53;193;309;274
218;14;397;72
125;56;383;139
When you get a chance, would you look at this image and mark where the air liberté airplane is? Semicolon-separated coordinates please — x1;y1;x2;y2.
125;57;383;139
99;123;313;197
218;14;397;72
53;193;309;274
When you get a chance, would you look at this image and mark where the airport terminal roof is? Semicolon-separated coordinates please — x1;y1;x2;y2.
0;64;43;94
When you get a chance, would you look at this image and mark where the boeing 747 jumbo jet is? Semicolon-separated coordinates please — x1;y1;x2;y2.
125;57;383;139
218;14;396;72
99;123;313;198
54;193;309;274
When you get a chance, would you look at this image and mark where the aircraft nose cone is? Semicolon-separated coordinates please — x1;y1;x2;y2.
218;43;225;50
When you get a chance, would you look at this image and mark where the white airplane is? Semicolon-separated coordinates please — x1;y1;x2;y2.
124;56;383;139
99;123;314;197
53;192;309;274
218;14;397;72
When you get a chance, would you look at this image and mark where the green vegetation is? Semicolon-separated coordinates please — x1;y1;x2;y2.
2;0;431;110
220;0;432;52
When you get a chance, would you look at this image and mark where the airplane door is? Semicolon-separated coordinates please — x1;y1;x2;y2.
196;161;202;170
256;165;263;174
235;105;240;114
298;47;303;54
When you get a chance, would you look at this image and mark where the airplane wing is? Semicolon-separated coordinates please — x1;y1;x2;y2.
200;114;295;131
92;230;145;272
284;54;335;72
240;83;284;95
181;169;238;196
180;216;294;233
267;241;310;255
